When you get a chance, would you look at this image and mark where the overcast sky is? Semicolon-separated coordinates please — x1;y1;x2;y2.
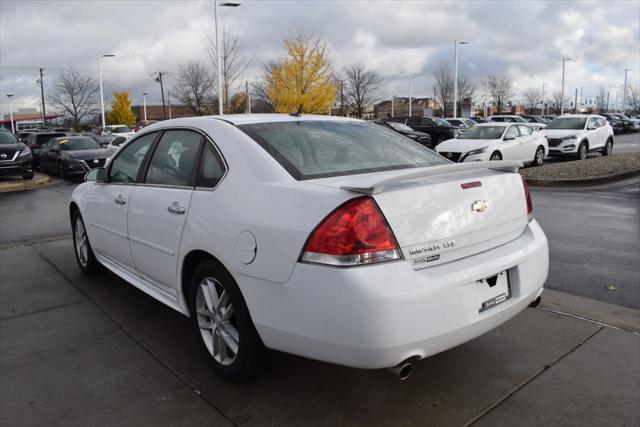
1;0;639;116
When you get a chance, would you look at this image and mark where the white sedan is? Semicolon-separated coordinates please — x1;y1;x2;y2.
436;123;548;166
70;114;548;380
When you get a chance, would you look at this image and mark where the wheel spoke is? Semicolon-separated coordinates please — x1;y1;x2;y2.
218;290;229;309
221;304;234;321
198;319;214;331
220;328;239;355
201;283;215;312
205;278;221;309
223;322;239;343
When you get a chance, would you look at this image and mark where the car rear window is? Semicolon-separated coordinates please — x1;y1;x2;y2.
238;120;447;180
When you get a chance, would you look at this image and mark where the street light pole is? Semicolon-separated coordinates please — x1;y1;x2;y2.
560;56;574;115
142;92;148;122
98;54;115;130
6;94;15;133
453;40;469;118
409;74;414;116
214;1;241;116
391;95;395;118
579;86;584;110
541;83;545;115
622;68;631;114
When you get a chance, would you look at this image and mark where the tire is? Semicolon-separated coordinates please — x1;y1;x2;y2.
71;210;102;275
189;260;267;381
490;151;502;161
602;139;613;156
576;142;588;160
22;172;34;180
58;162;67;179
533;146;545;166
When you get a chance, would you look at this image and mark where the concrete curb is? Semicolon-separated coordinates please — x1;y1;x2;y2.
0;173;54;193
524;169;640;187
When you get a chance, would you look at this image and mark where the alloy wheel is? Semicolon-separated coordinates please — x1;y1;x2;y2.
579;144;587;160
535;147;544;165
196;277;239;366
74;218;88;268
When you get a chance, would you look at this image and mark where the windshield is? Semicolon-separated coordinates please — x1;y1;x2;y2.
458;126;505;140
0;131;18;144
59;137;100;150
433;118;452;127
546;118;587;130
112;126;132;134
463;119;477;126
239;121;447;180
387;122;414;132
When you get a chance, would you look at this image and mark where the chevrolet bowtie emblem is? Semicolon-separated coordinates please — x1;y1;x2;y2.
0;153;6;159
471;200;488;213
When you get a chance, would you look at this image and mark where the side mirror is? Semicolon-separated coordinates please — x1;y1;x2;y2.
587;125;597;130
85;167;107;183
503;136;516;141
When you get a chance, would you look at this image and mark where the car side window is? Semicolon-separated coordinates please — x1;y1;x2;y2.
421;118;434;126
112;137;126;147
109;132;157;184
595;118;606;127
504;126;518;139
196;144;226;188
517;125;533;136
406;118;420;126
587;118;597;129
145;130;202;187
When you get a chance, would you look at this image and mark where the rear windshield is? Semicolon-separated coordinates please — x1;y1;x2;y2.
36;133;66;144
111;126;132;133
239;120;447;180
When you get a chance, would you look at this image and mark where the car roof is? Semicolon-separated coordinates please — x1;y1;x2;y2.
474;122;512;127
203;113;361;126
556;114;600;118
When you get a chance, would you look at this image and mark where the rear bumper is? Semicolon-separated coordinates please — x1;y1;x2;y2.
238;220;548;369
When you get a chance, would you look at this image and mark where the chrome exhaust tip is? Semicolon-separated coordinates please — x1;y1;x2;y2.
388;361;413;380
528;296;541;308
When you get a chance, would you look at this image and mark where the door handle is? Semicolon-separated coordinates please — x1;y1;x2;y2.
167;202;187;214
114;195;126;205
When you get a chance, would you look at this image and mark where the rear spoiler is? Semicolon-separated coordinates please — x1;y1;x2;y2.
341;160;523;195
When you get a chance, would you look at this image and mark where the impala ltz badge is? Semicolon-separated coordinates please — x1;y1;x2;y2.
471;200;488;213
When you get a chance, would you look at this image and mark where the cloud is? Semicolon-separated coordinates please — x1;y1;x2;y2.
1;0;638;115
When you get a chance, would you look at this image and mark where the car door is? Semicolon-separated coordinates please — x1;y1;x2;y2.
592;118;608;149
82;131;157;271
516;125;536;160
499;125;521;160
127;129;203;296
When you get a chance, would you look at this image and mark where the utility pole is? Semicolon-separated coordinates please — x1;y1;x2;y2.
574;88;578;113
541;83;545;115
39;68;46;125
579;86;584;109
167;91;172;119
622;68;631;113
155;72;166;120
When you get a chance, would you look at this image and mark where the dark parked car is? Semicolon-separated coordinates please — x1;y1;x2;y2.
385;116;464;145
374;120;432;147
520;115;549;124
600;113;626;134
612;114;640;132
25;131;68;169
0;129;34;180
40;136;109;180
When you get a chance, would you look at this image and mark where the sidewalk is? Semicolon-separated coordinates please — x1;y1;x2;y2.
1;238;639;426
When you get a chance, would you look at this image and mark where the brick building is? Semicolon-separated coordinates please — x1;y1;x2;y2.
373;97;438;119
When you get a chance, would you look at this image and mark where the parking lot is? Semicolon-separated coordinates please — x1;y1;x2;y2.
1;133;639;426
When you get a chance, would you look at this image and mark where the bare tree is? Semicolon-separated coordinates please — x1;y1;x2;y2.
48;68;99;130
627;84;640;113
206;26;252;113
485;74;514;114
433;63;453;116
551;91;570;114
523;87;542;114
342;63;383;118
172;61;214;116
455;75;475;117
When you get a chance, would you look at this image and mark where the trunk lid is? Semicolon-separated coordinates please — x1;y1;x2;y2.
314;166;528;269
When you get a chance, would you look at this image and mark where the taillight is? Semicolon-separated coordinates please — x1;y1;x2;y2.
521;176;533;221
300;196;402;267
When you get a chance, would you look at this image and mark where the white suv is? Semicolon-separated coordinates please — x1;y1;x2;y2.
541;115;614;160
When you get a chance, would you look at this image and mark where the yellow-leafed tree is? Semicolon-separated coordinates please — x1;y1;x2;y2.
266;33;336;114
108;92;137;126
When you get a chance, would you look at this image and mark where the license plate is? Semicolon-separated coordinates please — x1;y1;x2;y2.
478;271;511;313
